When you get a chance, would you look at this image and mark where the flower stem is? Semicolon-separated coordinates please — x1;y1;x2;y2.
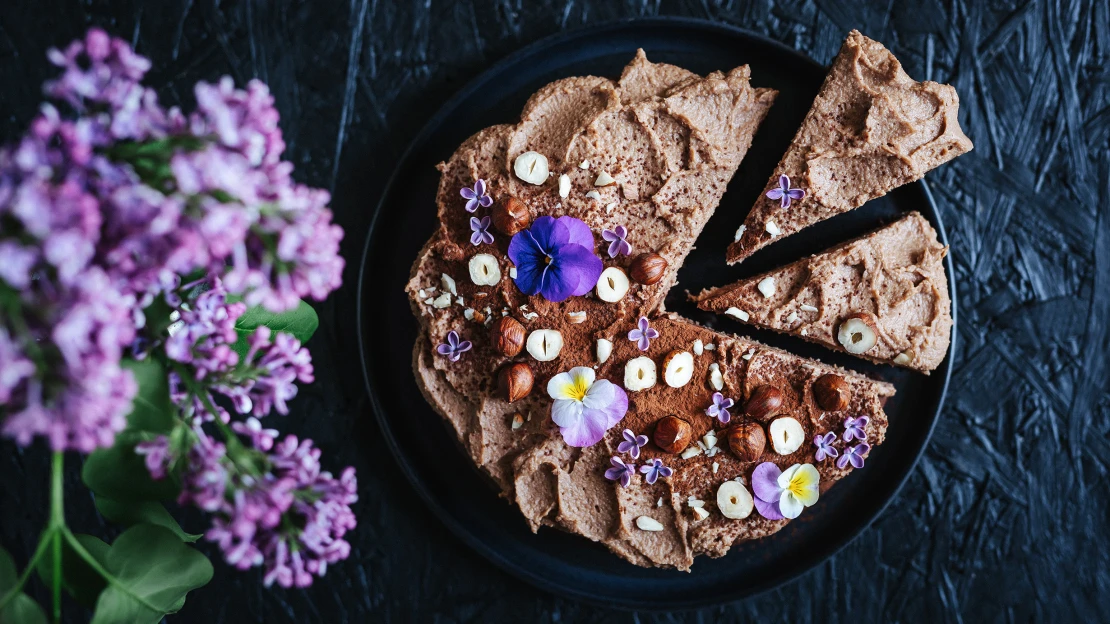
50;451;64;621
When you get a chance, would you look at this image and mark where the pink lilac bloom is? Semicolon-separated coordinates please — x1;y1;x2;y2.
837;443;870;469
705;392;735;424
765;174;805;209
135;435;172;480
0;329;35;404
460;179;492;213
843;416;869;442
469;216;494;246
601;225;632;258
617;428;648;459
232;416;279;452
639;458;673;485
627;316;658;351
604;456;636;488
813;432;839;462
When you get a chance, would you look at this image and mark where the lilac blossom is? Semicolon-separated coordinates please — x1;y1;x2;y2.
813;432;839;462
601;225;632;258
232;416;279;452
460;179;492;213
627;316;659;351
705;392;735;425
617;428;648;459
135;435;172;480
508;216;602;302
604;456;636;488
639;458;673;485
843;416;869;442
837;443;870;470
765;174;805;209
469;216;494;246
436;330;472;362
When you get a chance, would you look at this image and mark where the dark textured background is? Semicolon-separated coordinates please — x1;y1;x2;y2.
2;1;1109;622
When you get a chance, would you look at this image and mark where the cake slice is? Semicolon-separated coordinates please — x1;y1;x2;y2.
698;212;951;372
726;30;973;264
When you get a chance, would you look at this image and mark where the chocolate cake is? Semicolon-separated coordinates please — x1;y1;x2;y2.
406;50;903;569
726;30;973;265
697;212;952;372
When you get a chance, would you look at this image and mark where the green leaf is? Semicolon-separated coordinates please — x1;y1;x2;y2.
94;498;200;543
119;358;174;434
82;431;180;502
34;535;110;608
230;298;319;358
87;525;213;624
0;547;48;624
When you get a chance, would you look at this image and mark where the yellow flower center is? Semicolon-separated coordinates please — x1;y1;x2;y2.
566;375;590;401
787;474;809;498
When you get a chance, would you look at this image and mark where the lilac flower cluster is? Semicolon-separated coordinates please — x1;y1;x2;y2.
165;281;314;421
177;425;358;588
0;29;343;454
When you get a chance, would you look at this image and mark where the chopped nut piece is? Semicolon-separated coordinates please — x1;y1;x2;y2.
463;308;475;320
432;293;452;308
724;307;749;321
704;343;716;351
635;516;664;532
579;160;590;169
594;171;615;186
765;220;781;236
509;267;518;279
786;311;799;323
757;277;776;298
708;362;724;391
566;311;587;324
440;273;457;295
605;201;617;213
596;338;613;364
800;304;819;313
733;224;746;242
680;446;702;459
511;413;524;430
712;462;719;474
691;506;710;521
585;190;601;201
558;174;570;198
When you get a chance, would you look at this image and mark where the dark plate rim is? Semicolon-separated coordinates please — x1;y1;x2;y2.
356;15;955;610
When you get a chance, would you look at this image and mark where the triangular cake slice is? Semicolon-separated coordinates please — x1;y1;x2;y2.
406;51;899;570
698;212;951;372
726;30;973;264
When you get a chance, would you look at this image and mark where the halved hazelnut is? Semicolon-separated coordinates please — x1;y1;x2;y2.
653;416;693;454
624;356;656;391
596;267;630;302
662;351;694;388
838;312;878;354
716;481;754;519
769;417;805;455
526;329;563;361
513;151;549;185
468;253;501;286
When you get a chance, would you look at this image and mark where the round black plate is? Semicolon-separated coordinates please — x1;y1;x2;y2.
358;17;955;610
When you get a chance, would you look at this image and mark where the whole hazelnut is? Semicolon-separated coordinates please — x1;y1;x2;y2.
498;362;533;403
653;416;693;454
629;253;668;285
491;316;525;357
812;374;851;411
727;421;766;462
743;385;783;421
491;197;531;236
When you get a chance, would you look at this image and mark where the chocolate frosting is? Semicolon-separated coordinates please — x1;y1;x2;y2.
407;51;897;569
697;212;952;372
727;30;973;264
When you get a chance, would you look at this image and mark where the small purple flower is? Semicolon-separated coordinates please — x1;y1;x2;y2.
813;432;839;462
639;458;673;485
766;174;806;209
436;330;472;362
232;416;279;452
135;435;172;480
705;392;735;424
508;215;603;302
460;178;492;213
627;316;659;351
617;428;648;459
843;416;869;442
837;443;870;469
604;456;636;488
601;225;632;258
469;216;494;246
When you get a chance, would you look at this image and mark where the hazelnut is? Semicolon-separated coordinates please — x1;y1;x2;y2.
653;416;693;454
490;316;525;357
812;374;851;411
743;385;783;421
629;253;668;285
491;197;531;236
727;421;766;462
498;362;533;403
837;312;878;354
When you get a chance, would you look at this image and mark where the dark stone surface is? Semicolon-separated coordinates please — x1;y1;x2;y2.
1;1;1108;622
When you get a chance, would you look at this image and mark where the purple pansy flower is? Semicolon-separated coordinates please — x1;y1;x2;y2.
640;458;673;485
837;442;870;469
507;215;603;302
547;367;628;447
705;392;735;424
627;316;659;351
813;432;839;462
604;456;636;488
469;216;494;246
617;428;648;459
843;416;869;442
601;225;632;258
460;178;492;213
766;174;806;209
436;330;472;362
